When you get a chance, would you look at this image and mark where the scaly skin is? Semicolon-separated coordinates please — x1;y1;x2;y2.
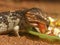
0;8;50;36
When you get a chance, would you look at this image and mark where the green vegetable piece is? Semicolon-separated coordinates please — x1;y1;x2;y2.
27;27;60;42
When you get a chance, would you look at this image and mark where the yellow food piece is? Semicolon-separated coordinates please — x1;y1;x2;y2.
55;20;60;26
48;17;55;26
48;17;60;26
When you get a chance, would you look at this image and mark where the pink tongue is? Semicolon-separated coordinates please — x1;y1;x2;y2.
38;23;47;33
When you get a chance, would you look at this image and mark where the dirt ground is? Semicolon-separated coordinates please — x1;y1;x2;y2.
0;34;60;45
0;0;60;45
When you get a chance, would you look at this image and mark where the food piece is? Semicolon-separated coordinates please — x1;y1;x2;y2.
53;27;60;37
46;17;60;37
48;17;56;26
55;20;60;26
28;29;60;42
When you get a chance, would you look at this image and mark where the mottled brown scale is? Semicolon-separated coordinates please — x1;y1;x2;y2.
0;11;21;36
0;15;8;34
17;8;31;32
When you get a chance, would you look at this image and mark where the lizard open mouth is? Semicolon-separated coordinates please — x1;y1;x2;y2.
25;8;49;33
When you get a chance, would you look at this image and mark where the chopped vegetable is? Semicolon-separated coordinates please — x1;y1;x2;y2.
48;17;56;26
55;20;60;26
26;26;60;42
46;17;60;37
28;29;60;42
53;27;60;37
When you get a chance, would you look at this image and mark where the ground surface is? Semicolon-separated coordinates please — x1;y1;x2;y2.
0;0;60;45
0;34;60;45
